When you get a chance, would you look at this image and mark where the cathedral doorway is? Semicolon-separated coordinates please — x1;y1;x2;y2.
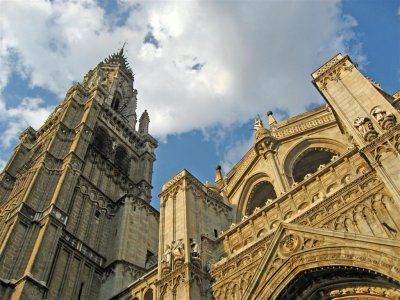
276;266;400;299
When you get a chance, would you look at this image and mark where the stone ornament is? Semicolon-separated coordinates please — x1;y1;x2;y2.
371;106;396;130
278;234;301;256
161;245;172;273
161;239;185;274
329;286;400;298
353;116;378;142
172;239;185;267
161;240;185;271
190;238;201;267
253;118;277;157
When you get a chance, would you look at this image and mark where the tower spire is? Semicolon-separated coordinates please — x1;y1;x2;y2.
102;44;133;79
119;41;127;56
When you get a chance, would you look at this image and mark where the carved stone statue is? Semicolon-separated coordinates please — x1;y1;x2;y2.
353;116;378;142
190;238;201;267
254;119;271;141
172;239;185;268
371;106;396;130
162;245;172;268
172;239;184;258
190;239;200;258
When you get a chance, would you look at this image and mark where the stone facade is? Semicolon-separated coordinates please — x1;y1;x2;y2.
0;49;159;299
1;52;400;300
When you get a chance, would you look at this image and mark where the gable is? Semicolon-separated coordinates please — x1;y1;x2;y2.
242;223;400;299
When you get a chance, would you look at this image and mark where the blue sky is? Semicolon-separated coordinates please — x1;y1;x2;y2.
1;0;399;209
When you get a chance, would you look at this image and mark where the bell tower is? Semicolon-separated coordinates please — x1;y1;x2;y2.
0;48;159;299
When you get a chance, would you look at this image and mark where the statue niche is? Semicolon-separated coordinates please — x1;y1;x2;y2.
354;116;378;142
371;106;396;130
190;238;201;267
161;239;185;274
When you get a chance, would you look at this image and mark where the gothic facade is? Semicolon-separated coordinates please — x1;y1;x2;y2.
1;52;400;300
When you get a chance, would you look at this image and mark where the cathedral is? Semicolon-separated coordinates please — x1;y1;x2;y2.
0;50;400;300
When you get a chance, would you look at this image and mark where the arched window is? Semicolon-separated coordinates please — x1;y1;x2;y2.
92;127;112;157
292;149;336;182
246;181;277;215
114;145;129;173
144;289;153;300
111;92;121;111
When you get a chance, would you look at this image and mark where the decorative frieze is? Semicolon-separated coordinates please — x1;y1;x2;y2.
77;176;117;217
329;286;400;298
272;113;335;139
312;54;344;79
312;54;355;90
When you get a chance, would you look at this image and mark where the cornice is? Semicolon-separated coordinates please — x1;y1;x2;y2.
109;268;158;300
116;194;160;219
311;53;348;81
159;170;231;213
312;55;355;91
272;112;336;140
160;170;187;196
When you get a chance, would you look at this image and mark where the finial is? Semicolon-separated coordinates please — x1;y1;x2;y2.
254;118;264;131
119;41;127;56
267;111;277;126
215;165;223;183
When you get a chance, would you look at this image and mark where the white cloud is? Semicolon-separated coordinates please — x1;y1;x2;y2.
221;133;254;172
0;0;365;163
0;97;53;148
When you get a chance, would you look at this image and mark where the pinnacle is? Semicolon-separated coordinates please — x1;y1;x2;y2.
102;45;134;79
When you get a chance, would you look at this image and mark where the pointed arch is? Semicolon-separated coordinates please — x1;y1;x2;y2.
245;245;400;300
143;288;154;300
114;145;129;173
111;91;122;111
92;126;112;158
237;173;277;220
282;137;348;185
